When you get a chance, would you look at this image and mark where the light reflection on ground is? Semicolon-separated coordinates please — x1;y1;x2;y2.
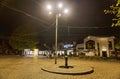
0;56;120;79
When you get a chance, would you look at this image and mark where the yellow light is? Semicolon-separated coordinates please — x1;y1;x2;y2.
59;13;61;17
102;48;107;51
47;5;52;10
34;49;38;57
49;11;52;14
58;3;63;8
64;9;68;14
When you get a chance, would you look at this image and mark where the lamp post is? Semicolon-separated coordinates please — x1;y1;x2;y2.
46;3;68;64
55;14;58;64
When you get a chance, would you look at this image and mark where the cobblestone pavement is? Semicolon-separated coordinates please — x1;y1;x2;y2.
0;56;120;79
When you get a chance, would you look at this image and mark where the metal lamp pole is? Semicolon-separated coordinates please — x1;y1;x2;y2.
55;14;58;64
46;3;68;64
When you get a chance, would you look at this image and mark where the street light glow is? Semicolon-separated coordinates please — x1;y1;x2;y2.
58;3;63;8
49;11;52;14
46;3;69;64
59;13;61;17
64;9;68;14
47;5;52;10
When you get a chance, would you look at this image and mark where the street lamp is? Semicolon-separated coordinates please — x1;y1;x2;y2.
46;3;69;64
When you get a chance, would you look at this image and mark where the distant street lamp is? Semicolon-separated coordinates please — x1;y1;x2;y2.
46;3;69;64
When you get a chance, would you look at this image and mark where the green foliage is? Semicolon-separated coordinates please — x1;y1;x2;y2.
0;41;9;54
104;0;120;26
9;24;39;50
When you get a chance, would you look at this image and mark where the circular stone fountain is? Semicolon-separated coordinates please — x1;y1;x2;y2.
41;64;94;75
41;52;94;75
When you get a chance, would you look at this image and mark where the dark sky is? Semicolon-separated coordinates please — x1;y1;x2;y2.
0;0;120;44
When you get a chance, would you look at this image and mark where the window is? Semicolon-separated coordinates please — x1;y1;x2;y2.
86;40;95;49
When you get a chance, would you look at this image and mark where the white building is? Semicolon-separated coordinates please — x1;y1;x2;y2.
84;36;115;57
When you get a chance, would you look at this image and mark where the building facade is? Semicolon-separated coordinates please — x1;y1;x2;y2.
84;36;115;57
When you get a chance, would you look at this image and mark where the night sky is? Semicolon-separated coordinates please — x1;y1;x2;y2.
0;0;120;44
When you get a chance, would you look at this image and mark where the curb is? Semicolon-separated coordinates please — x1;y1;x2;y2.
41;67;94;75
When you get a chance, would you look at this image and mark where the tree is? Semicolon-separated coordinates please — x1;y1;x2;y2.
0;41;10;55
9;24;39;54
104;0;120;26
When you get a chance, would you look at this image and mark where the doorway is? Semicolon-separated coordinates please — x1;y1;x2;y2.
102;51;107;57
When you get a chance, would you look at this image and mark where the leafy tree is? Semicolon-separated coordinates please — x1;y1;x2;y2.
9;24;39;52
0;41;10;55
104;0;120;26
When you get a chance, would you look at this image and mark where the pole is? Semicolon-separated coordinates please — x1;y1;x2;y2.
55;14;58;64
65;50;68;67
68;25;70;39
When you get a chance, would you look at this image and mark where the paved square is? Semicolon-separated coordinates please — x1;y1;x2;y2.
0;56;120;79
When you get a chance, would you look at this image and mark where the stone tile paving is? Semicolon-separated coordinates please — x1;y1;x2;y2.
0;56;120;79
